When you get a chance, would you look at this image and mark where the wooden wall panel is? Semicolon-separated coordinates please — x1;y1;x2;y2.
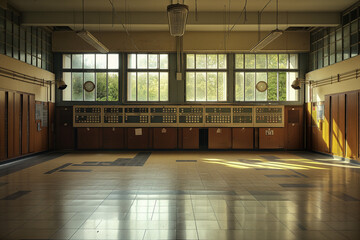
77;128;102;149
259;128;285;149
285;106;304;150
55;107;75;150
0;91;6;160
324;96;330;153
232;128;254;149
127;128;150;149
182;128;199;149
346;92;358;159
21;94;29;155
29;95;35;153
48;103;55;150
153;128;177;149
208;128;232;149
102;128;124;149
306;103;312;150
13;93;21;157
7;92;14;158
331;95;339;156
338;94;346;157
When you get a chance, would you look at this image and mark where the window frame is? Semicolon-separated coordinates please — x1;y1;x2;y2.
185;53;229;103
234;53;300;103
126;53;170;103
61;53;121;102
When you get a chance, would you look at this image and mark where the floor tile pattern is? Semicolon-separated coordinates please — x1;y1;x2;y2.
0;151;360;239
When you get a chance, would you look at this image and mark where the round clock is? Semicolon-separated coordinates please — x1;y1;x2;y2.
256;81;268;92
83;81;95;92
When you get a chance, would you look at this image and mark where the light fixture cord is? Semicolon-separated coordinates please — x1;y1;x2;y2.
229;0;248;32
276;0;279;30
82;0;85;30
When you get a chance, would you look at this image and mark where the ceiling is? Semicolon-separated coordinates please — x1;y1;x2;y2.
6;0;359;31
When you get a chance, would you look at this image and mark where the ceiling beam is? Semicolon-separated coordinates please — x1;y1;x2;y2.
22;11;340;31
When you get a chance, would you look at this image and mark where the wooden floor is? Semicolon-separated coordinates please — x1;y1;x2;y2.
0;151;360;240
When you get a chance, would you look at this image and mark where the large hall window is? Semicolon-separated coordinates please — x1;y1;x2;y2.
186;54;227;102
127;53;169;102
62;53;119;101
235;54;299;102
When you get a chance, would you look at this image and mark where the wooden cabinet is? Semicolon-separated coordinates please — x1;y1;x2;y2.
285;106;303;150
346;92;358;159
232;128;254;149
77;128;102;149
208;128;232;149
102;128;125;149
127;128;150;149
331;94;346;157
259;128;285;149
55;106;75;150
182;127;199;149
153;128;177;149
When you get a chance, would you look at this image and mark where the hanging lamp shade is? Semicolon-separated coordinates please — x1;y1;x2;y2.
167;3;189;37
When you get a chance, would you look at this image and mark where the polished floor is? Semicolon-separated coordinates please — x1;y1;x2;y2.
0;151;360;240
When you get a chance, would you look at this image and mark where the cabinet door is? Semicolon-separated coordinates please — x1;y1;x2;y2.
102;128;124;149
55;107;75;150
182;128;199;149
259;128;285;149
286;106;303;150
127;128;150;149
232;128;254;149
77;128;102;149
153;128;177;149
346;92;358;159
208;128;232;149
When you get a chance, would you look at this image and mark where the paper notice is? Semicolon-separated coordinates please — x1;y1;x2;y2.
135;128;143;136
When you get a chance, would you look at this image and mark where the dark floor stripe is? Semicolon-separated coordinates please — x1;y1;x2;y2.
2;190;31;200
290;169;309;178
265;175;300;178
59;169;92;172
73;152;152;167
330;192;360;201
44;163;72;174
109;190;236;196
0;152;67;177
279;183;316;188
176;160;197;162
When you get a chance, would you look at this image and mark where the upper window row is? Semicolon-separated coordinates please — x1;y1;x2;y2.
235;54;298;70
63;53;120;69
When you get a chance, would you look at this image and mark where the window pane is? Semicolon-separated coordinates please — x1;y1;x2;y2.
63;54;71;69
137;54;147;69
268;54;278;69
128;54;136;69
96;72;107;101
245;73;255;101
287;72;299;101
72;72;83;101
62;72;71;101
245;54;255;69
218;54;226;69
72;54;82;69
267;72;278;101
196;54;206;69
256;73;267;101
148;54;158;69
256;54;266;69
186;54;195;69
137;72;148;101
108;54;119;69
218;72;226;101
235;54;244;69
108;72;118;101
195;72;206;101
235;72;244;101
149;72;159;101
84;73;95;101
84;54;95;69
128;72;137;101
186;72;195;101
207;54;217;69
160;54;168;69
279;72;286;101
279;54;288;69
160;72;168;101
96;54;107;69
207;72;217;101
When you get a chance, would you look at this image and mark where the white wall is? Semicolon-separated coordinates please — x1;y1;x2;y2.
306;55;360;102
0;54;55;102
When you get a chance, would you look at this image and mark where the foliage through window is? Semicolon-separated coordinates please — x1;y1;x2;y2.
62;53;119;101
127;54;169;102
235;54;299;102
186;54;227;101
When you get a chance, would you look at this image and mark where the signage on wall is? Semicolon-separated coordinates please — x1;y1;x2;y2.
317;105;324;121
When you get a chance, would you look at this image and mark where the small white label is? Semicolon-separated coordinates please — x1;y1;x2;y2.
135;128;142;136
161;128;167;133
216;128;222;134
